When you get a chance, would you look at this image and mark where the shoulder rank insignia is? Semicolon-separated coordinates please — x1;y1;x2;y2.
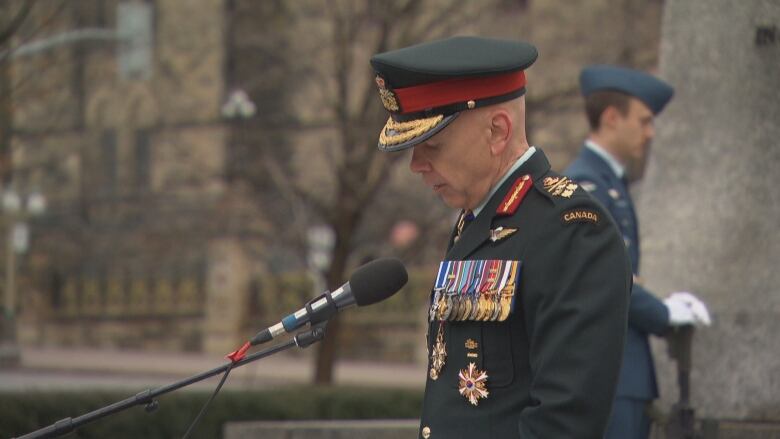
489;226;517;242
497;175;532;216
543;176;578;198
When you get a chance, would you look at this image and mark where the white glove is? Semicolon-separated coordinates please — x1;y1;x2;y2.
663;292;712;327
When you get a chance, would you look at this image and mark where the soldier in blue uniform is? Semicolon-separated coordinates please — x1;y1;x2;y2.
371;37;631;439
564;65;712;439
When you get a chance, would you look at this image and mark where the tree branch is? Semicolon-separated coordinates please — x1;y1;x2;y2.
261;150;329;226
0;0;68;66
0;0;36;48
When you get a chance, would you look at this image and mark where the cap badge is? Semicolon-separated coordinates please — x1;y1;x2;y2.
375;75;400;112
543;176;578;198
458;362;489;406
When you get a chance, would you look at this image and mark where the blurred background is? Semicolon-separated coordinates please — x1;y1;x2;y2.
0;1;777;438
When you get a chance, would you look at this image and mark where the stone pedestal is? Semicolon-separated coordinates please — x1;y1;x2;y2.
0;314;20;368
638;0;780;420
223;420;419;439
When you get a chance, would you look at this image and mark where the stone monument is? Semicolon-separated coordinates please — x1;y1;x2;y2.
638;0;780;423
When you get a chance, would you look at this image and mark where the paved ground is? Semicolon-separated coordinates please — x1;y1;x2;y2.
0;345;427;392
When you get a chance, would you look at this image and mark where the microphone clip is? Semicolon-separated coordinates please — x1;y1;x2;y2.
294;322;328;348
307;290;338;325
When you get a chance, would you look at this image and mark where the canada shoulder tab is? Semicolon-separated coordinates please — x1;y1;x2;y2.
561;208;601;225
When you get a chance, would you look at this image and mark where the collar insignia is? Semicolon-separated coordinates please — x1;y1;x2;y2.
496;175;532;216
489;226;517;242
543;176;578;198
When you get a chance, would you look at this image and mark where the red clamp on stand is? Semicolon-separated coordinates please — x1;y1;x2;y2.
226;341;251;363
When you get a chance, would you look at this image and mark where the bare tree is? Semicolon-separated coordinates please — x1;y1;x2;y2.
0;0;36;184
231;0;662;383
228;0;503;383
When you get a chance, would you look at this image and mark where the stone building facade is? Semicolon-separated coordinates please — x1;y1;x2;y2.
8;0;258;354
5;0;663;358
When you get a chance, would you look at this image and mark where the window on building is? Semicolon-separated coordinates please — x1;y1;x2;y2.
135;128;151;191
100;129;118;197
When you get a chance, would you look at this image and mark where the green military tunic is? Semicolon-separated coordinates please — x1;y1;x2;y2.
419;149;630;439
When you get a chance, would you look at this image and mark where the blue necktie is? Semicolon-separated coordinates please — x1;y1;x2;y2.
455;210;475;242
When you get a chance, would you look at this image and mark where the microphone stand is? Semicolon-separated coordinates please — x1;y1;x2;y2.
12;323;328;439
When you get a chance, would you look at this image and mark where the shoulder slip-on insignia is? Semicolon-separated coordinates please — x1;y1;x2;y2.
543;176;578;198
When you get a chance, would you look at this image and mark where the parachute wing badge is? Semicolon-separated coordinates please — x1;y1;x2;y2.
489;226;517;243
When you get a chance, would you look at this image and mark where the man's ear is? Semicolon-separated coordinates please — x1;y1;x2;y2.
600;106;622;130
488;110;512;156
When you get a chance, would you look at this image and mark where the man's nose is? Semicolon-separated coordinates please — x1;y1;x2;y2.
409;148;430;173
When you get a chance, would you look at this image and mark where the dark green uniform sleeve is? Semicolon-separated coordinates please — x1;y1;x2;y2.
517;201;630;438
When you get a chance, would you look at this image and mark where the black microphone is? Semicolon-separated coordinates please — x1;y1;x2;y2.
250;257;408;345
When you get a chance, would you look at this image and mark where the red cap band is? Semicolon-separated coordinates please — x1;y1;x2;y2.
394;71;526;114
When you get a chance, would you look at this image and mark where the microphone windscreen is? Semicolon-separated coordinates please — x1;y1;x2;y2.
350;258;408;306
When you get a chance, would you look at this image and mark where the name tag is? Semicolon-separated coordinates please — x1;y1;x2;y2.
429;260;520;322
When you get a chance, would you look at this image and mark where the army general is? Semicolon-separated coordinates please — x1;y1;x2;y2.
370;36;631;438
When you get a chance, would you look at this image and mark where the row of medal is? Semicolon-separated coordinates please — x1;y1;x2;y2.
429;259;520;323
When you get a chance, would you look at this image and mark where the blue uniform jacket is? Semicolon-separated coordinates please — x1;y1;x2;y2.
565;146;669;400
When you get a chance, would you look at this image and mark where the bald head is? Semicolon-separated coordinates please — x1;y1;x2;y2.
408;96;530;210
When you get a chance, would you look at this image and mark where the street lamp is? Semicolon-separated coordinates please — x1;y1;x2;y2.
307;225;335;296
0;189;46;368
221;89;257;120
